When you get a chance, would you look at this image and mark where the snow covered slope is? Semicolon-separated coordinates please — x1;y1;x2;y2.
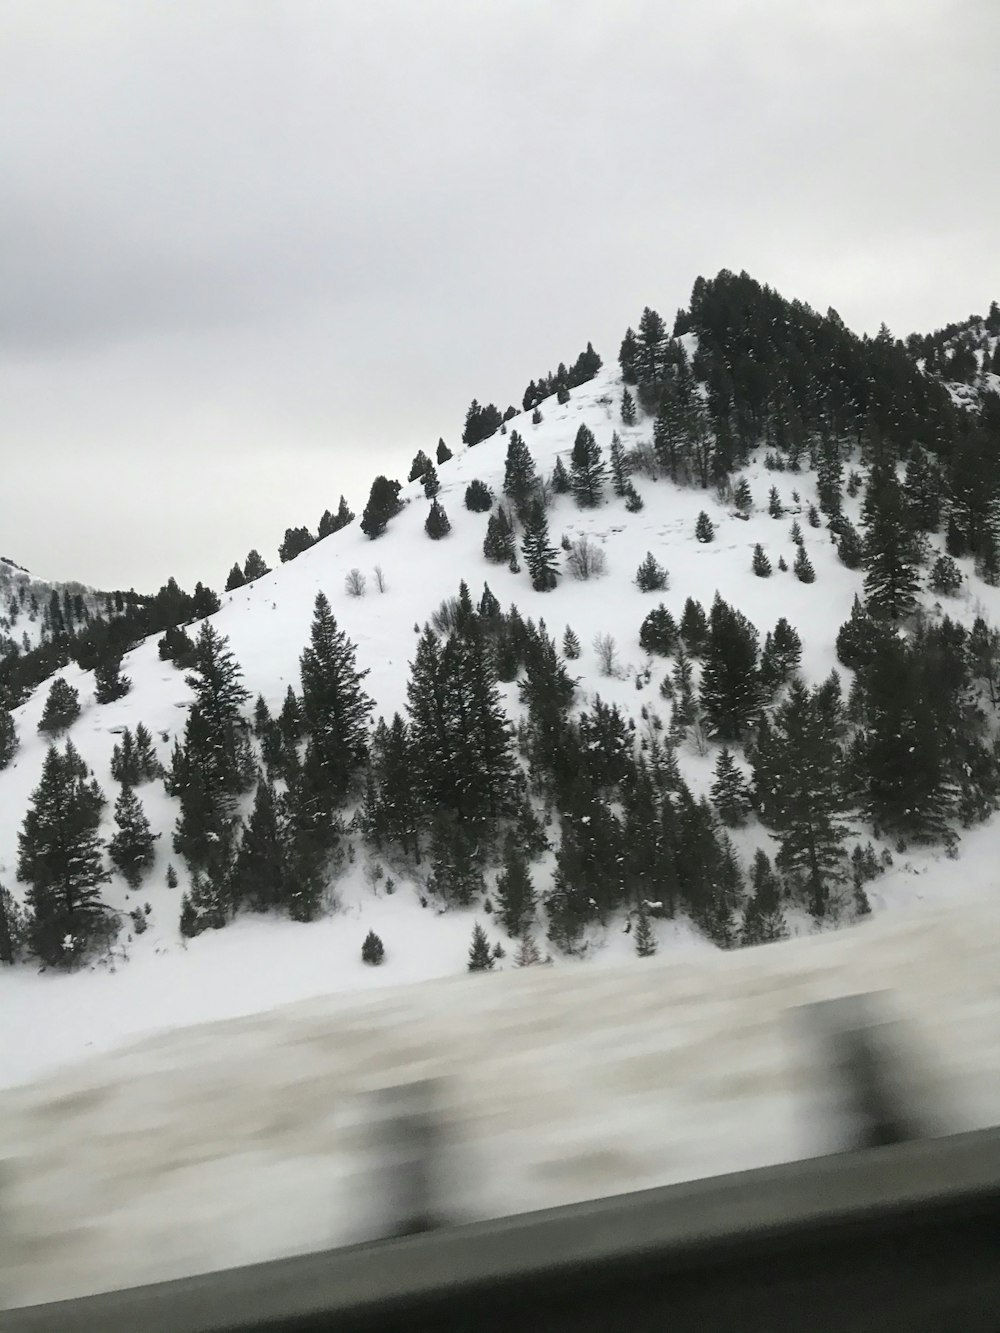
3;891;998;1309
4;365;1000;1091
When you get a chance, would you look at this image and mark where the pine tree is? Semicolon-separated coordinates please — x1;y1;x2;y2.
562;626;581;659
483;506;516;564
521;500;560;591
318;496;355;537
639;605;677;656
243;549;271;581
816;437;843;517
17;742;113;966
635;551;668;591
94;656;131;704
495;838;536;937
468;921;495;971
570;424;607;508
503;430;538;511
422;464;440;499
621;387;636;426
711;747;752;827
108;784;156;888
699;595;761;742
299;592;374;804
360;475;403;540
752;543;772;577
225;562;246;591
408;449;432;482
278;526;315;562
789;518;803;546
0;884;27;965
609;432;630;498
0;705;18;770
111;727;139;785
740;850;787;945
425;498;451;539
166;863;179;889
768;486;784;518
929;554;963;595
38;678;81;735
733;478;753;512
551;456;571;494
231;774;286;912
679;597;708;656
835;519;864;569
695;511;715;542
793;545;815;583
862;475;920;618
634;905;657;957
515;932;542;966
624;483;644;513
478;583;501;621
436;438;452;465
179;870;228;938
361;930;385;965
464;479;493;512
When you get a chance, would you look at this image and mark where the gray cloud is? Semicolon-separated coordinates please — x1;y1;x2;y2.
1;0;997;589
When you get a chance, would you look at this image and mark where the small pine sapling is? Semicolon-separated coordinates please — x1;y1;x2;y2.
635;551;668;591
793;545;815;583
695;511;715;543
361;930;385;965
752;543;772;577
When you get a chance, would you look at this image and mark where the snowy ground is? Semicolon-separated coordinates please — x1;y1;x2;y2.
3;891;999;1310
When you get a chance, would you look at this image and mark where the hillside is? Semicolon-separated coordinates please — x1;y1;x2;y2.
2;272;1000;1091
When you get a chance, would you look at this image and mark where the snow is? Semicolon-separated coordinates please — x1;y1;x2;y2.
3;889;999;1309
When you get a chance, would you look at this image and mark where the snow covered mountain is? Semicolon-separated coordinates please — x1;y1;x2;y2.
3;276;1000;1092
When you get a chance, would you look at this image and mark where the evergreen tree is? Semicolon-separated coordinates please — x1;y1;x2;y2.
862;465;920;619
618;327;639;384
422;464;440;498
760;618;803;692
299;592;374;804
733;477;753;512
243;549;271;581
816;437;843;517
740;850;787;945
570;424;607;508
94;656;131;704
360;475;403;540
0;705;17;770
110;727;140;786
464;479;493;512
408;449;432;482
711;747;753;827
679;597;708;656
278;527;315;562
436;438;452;465
562;626;581;659
361;930;385;965
699;595;761;742
318;497;355;537
639;605;677;656
467;921;495;971
635;551;668;591
503;430;538;510
515;932;542;966
179;870;228;938
768;486;784;518
521;500;560;591
158;624;196;668
752;543;772;577
231;774;286;912
695;511;715;542
752;680;851;917
0;884;27;965
609;432;630;498
38;677;81;735
478;582;501;621
835;519;864;569
483;506;516;564
551;456;571;494
621;387;636;426
634;904;657;957
929;554;963;595
495;837;536;937
793;545;815;583
225;563;246;591
425;498;451;539
17;742;113;966
108;784;156;888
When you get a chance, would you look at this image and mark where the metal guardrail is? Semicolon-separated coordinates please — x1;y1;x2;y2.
6;996;1000;1331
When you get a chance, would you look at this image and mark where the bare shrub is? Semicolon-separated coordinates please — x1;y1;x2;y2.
567;535;607;580
626;440;659;480
593;632;619;677
345;568;367;597
432;596;461;634
373;565;387;593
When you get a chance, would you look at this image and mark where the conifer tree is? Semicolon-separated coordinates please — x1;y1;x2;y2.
768;486;784;518
38;677;81;735
699;595;761;741
609;432;630;498
495;837;536;937
17;742;112;965
521;500;560;591
425;498;451;539
478;583;501;621
862;469;920;619
299;592;374;804
436;438;452;465
225;563;246;592
0;884;27;965
367;712;422;859
483;506;516;564
789;519;803;545
740;850;787;945
835;519;864;569
929;554;963;595
278;526;316;562
94;656;131;704
752;543;772;577
243;549;271;581
503;431;538;511
0;705;18;770
793;545;815;583
711;747;753;827
231;774;286;912
318;497;355;537
695;510;715;542
467;921;495;971
408;449;432;482
639;605;677;656
360;475;403;540
570;424;607;508
562;626;581;659
110;727;140;786
179;870;228;938
816;437;843;517
551;456;571;494
108;784;156;888
361;930;385;965
635;551;668;591
733;478;753;512
515;932;542;966
624;483;644;513
422;464;440;499
464;479;493;512
634;905;657;957
679;597;708;656
166;863;179;889
621;387;636;426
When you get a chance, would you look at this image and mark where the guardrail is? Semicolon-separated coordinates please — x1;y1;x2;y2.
6;996;999;1331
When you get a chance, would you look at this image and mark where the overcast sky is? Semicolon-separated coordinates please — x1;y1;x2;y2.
2;0;998;592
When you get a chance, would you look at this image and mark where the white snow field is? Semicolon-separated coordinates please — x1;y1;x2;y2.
3;891;999;1310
